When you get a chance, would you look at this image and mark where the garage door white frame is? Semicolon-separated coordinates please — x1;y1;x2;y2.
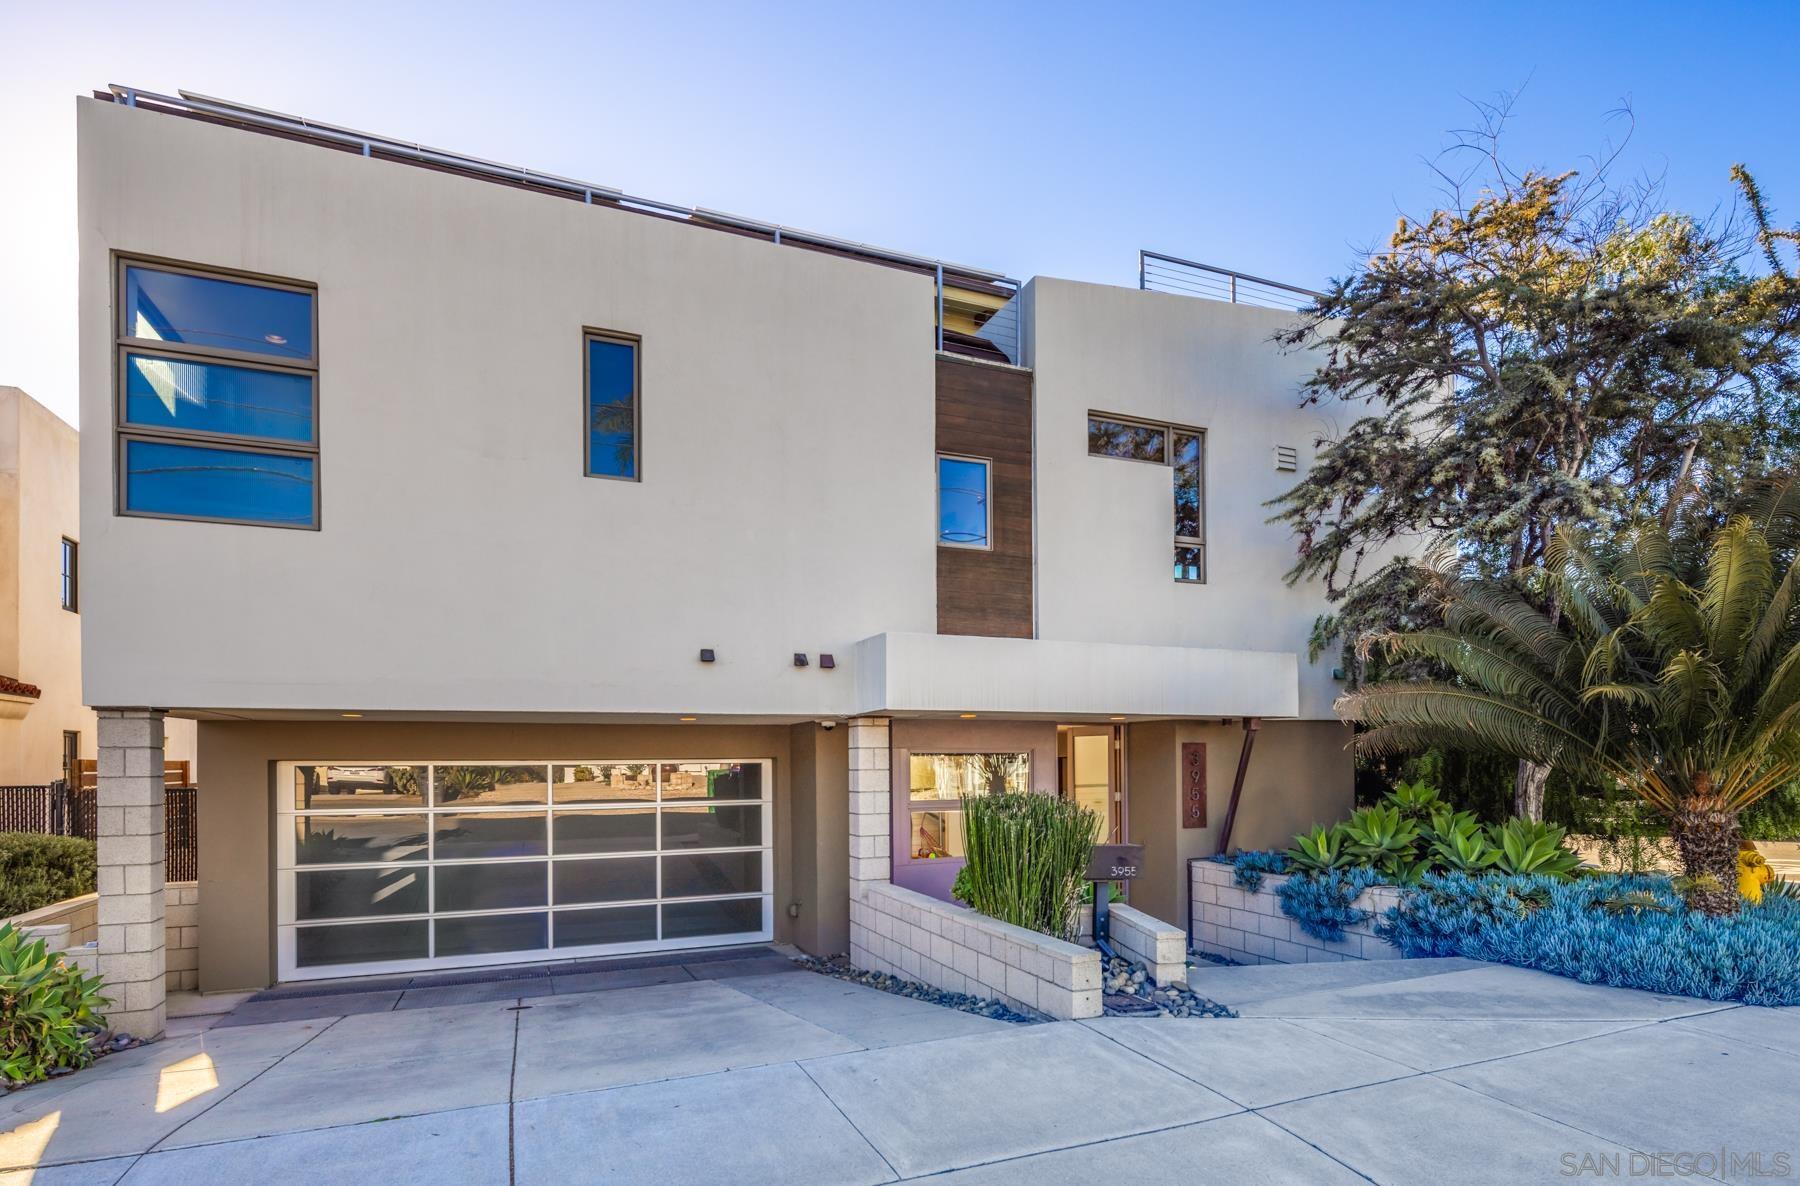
274;759;774;981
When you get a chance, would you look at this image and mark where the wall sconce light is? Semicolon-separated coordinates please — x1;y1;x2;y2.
818;653;835;669
793;653;809;667
699;649;716;663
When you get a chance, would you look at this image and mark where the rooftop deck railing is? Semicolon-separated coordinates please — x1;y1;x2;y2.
1138;250;1323;312
107;85;1023;359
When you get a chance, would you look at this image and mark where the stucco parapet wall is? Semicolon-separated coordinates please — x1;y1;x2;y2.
850;881;1102;1019
1189;860;1407;965
852;632;1301;718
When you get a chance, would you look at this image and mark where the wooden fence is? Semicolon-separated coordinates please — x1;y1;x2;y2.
0;780;197;883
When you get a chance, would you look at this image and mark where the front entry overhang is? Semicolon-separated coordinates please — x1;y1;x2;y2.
850;631;1299;720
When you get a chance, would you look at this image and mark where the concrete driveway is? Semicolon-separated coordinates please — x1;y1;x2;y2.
2;955;1794;1185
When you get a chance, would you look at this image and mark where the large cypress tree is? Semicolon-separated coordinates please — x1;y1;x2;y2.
1273;111;1800;817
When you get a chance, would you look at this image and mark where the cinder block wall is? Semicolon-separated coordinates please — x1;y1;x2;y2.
165;882;199;991
1189;860;1405;965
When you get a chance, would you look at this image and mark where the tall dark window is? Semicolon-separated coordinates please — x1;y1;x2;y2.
1088;412;1206;582
937;454;990;548
115;259;319;528
60;537;77;612
584;331;640;480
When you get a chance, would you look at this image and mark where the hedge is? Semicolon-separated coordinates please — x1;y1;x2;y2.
0;833;98;917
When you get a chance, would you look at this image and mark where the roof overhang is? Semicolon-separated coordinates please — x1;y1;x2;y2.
851;632;1299;720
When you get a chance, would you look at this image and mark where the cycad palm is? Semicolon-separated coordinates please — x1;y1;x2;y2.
1340;495;1800;914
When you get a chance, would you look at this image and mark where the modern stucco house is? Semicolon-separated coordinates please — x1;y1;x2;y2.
77;85;1353;1036
0;384;195;787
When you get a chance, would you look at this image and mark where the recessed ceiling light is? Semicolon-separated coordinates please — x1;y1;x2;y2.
959;713;977;719
340;712;363;719
679;716;698;722
1109;716;1127;721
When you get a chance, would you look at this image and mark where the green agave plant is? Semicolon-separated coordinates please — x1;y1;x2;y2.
1488;820;1583;879
1428;816;1501;873
1386;780;1447;823
1287;824;1353;873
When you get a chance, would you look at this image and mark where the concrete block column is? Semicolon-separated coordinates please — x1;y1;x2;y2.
94;708;167;1039
847;717;891;887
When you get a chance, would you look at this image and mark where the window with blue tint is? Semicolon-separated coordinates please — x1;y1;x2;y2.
937;454;990;548
123;353;315;444
585;332;639;479
123;439;316;527
116;257;320;528
122;265;314;361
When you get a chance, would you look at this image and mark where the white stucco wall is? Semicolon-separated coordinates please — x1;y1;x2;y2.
1021;278;1347;719
77;98;938;717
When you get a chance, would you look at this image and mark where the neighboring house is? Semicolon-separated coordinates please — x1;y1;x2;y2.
0;385;195;787
76;86;1353;1036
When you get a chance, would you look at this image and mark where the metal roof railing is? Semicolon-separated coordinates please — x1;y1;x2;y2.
1138;250;1322;312
106;85;1019;292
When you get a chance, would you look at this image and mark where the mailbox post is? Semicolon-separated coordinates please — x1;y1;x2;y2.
1086;843;1143;959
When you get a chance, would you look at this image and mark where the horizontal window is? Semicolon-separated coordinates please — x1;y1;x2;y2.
554;809;657;856
937;454;990;548
664;897;762;940
122;438;316;527
295;866;427;920
436;861;547;912
295;765;426;811
555;905;656;947
555;856;657;905
662;850;761;898
436;764;549;807
552;764;657;804
436;912;546;957
295;815;429;865
296;919;427;967
661;804;761;850
434;812;548;861
123;352;315;443
123;263;315;361
908;753;1030;802
1088;416;1166;462
660;762;762;802
585;332;639;480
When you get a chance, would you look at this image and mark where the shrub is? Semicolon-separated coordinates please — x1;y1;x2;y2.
0;834;97;918
1278;867;1383;941
952;792;1096;941
0;923;109;1086
1377;873;1800;1006
1227;850;1289;891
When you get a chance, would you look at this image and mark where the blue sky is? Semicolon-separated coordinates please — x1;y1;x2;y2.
4;0;1797;427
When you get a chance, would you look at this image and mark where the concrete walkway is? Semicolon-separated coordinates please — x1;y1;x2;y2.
2;956;1794;1185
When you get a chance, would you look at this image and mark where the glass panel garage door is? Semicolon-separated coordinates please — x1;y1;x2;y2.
275;760;772;979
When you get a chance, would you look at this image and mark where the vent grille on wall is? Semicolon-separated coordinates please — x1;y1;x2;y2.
1273;445;1299;472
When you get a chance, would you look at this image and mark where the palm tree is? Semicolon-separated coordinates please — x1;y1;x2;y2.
1339;498;1800;915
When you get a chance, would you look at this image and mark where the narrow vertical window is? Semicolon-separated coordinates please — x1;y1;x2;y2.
60;537;78;612
1172;430;1204;582
584;331;640;480
937;454;990;548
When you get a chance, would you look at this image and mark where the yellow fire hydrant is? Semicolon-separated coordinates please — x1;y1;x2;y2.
1738;844;1774;905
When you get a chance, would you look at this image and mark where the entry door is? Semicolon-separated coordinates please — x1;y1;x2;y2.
1065;727;1120;844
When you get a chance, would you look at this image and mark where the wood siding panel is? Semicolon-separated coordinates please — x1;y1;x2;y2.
936;357;1033;638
